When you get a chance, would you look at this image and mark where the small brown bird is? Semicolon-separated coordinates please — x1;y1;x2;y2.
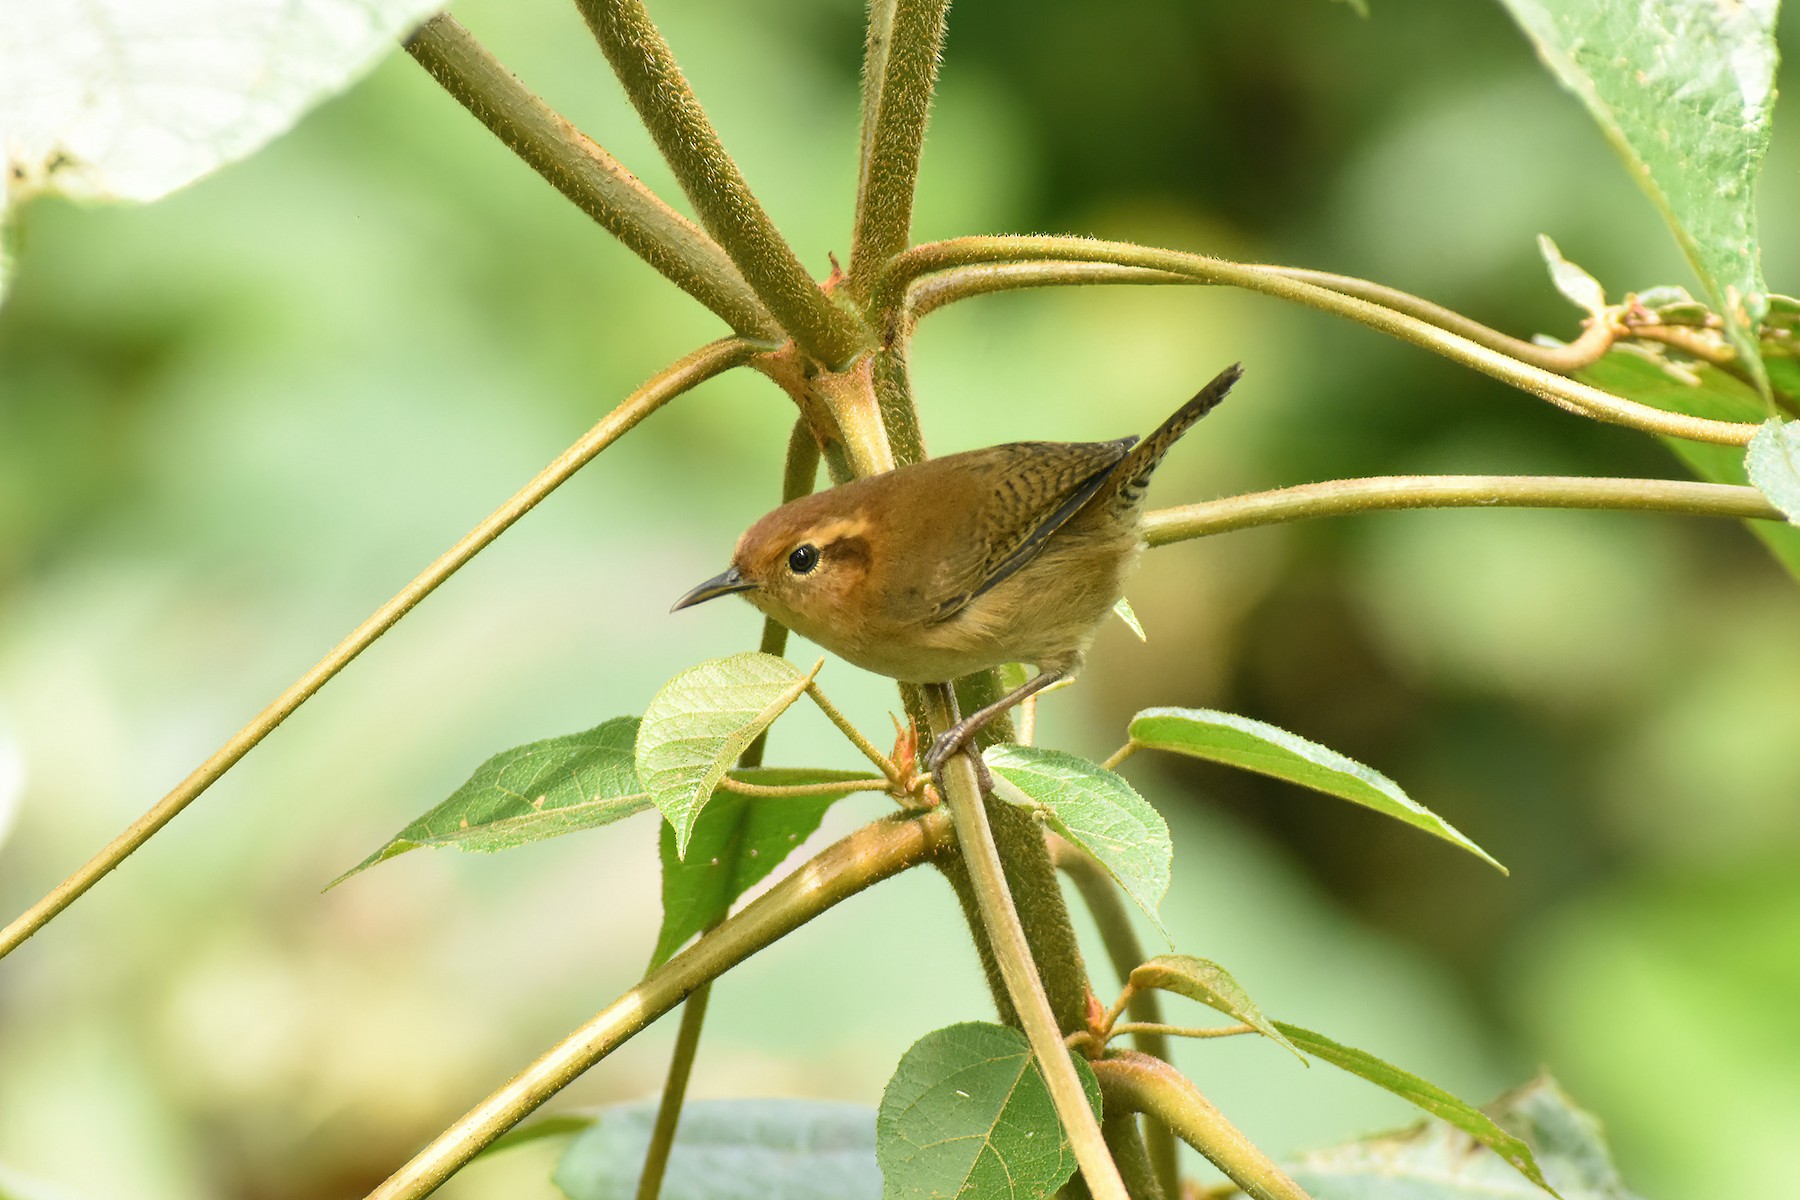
674;363;1243;773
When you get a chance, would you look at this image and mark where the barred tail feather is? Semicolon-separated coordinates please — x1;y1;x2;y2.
1109;362;1243;509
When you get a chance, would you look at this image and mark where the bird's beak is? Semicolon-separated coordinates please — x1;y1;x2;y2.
671;564;758;612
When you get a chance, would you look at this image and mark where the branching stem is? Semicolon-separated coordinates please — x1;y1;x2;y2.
405;16;781;342
0;339;755;963
364;811;951;1200
1094;1052;1315;1200
882;237;1759;445
1111;1021;1256;1042
848;0;954;299
574;0;868;367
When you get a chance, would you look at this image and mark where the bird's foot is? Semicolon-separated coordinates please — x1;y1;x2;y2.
926;724;993;796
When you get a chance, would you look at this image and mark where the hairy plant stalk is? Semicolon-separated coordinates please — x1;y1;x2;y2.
366;811;952;1200
574;0;868;367
881;237;1760;445
1142;474;1783;546
1094;1052;1314;1200
907;260;1192;322
1260;265;1619;373
1050;835;1179;1198
924;686;1131;1200
848;0;953;298
0;339;755;963
405;16;781;342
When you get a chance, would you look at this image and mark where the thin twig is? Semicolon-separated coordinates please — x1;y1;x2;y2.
365;811;953;1199
1142;474;1783;547
1100;742;1138;772
1094;1052;1314;1200
923;685;1130;1200
1111;1022;1257;1042
633;982;711;1200
881;237;1760;445
714;775;891;799
847;0;954;299
806;684;904;787
0;339;756;963
574;0;869;367
405;16;780;343
1260;265;1618;374
908;261;1200;321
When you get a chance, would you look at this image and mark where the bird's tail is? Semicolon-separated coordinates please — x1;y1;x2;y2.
1106;362;1243;510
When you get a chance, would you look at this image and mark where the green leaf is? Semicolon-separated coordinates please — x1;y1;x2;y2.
1498;0;1778;392
331;717;648;886
553;1098;880;1200
1127;955;1303;1063
0;0;446;302
637;653;820;857
1275;1022;1556;1196
1285;1076;1639;1199
876;1022;1101;1200
650;766;875;969
1746;420;1800;526
1580;350;1800;582
1128;708;1504;873
984;744;1173;941
1112;596;1147;641
1536;235;1606;317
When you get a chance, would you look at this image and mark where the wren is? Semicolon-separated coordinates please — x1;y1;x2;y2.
673;363;1244;775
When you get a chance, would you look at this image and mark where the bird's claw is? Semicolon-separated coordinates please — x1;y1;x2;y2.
925;727;992;795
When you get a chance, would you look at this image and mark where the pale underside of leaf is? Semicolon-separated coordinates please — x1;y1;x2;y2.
1746;419;1800;526
984;743;1173;943
1128;707;1505;873
553;1098;881;1200
636;653;822;857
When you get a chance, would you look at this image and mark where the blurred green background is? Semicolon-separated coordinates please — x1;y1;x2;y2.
2;1;1798;1196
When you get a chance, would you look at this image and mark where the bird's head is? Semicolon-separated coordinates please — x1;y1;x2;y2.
671;490;878;637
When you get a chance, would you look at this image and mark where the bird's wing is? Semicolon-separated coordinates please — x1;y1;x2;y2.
928;437;1136;623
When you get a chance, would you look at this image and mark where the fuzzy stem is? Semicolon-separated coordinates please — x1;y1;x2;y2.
908;261;1195;321
924;685;1130;1200
573;0;869;367
365;811;952;1200
1050;835;1178;1198
806;684;904;786
881;237;1759;445
1259;265;1618;373
847;0;953;299
1141;474;1783;546
405;16;780;342
714;776;890;798
1111;1022;1256;1042
1093;1052;1314;1200
0;339;754;963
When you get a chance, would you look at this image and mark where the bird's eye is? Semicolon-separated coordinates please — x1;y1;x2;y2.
787;544;820;575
